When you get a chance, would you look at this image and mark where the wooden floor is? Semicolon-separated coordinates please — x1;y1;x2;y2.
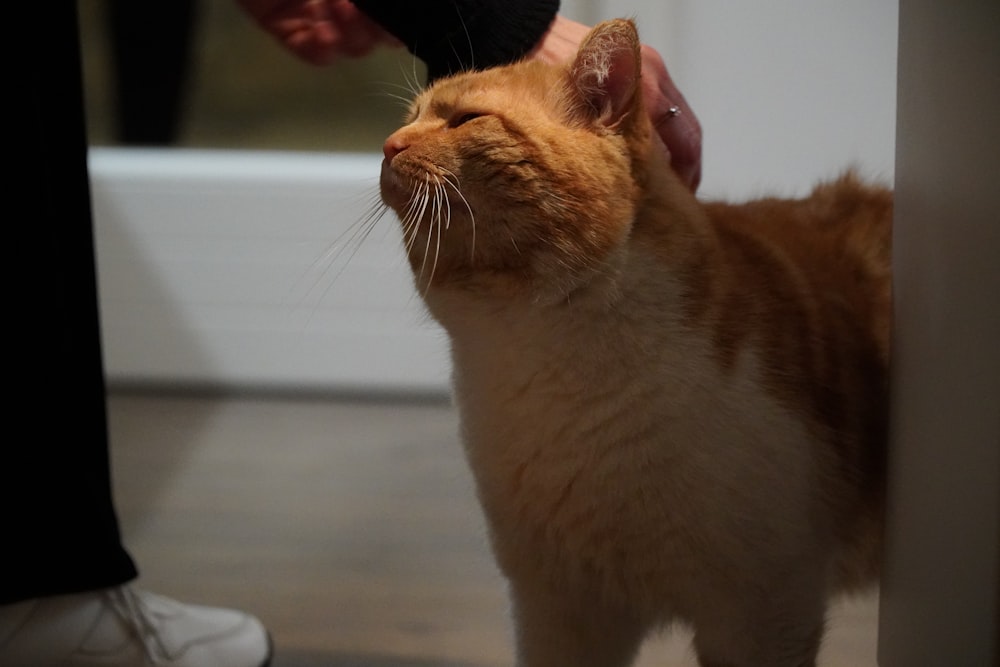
108;391;880;667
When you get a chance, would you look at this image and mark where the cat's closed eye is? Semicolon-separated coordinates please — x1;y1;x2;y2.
449;111;487;128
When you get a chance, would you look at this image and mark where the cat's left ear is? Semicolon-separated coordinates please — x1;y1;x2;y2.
565;18;643;129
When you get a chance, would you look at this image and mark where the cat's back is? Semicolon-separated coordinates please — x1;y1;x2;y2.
703;172;891;286
698;171;892;369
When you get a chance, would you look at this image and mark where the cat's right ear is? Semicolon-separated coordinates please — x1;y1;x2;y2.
565;19;643;130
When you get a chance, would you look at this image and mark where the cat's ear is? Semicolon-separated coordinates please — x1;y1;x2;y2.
565;19;643;129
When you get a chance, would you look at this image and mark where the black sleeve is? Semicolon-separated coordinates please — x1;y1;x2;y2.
352;0;560;82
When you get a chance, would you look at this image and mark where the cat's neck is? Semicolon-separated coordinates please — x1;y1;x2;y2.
631;140;715;260
423;144;714;325
428;197;709;355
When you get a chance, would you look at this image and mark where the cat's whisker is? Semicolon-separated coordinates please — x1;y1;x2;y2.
375;79;420;97
396;57;425;99
544;191;584;216
410;180;437;285
406;176;450;294
403;209;426;256
414;180;433;231
418;220;433;285
425;189;445;293
383;91;420;111
441;180;451;229
440;167;476;261
314;208;388;303
341;198;392;268
286;188;387;310
400;189;420;229
437;179;449;249
401;180;430;250
453;7;476;72
506;225;522;256
435;178;451;231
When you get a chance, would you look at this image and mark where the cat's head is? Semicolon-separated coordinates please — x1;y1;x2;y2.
380;19;656;299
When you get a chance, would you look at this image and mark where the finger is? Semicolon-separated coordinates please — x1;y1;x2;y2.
640;47;703;191
650;95;702;191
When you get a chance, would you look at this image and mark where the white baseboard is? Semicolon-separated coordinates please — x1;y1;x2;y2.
90;148;451;396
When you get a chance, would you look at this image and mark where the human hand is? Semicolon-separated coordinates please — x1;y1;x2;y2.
236;0;400;65
530;16;702;192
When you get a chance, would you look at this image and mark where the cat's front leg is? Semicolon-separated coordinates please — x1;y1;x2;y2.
508;579;645;667
689;565;827;667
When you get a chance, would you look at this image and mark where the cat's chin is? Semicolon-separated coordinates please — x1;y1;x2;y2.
378;159;410;213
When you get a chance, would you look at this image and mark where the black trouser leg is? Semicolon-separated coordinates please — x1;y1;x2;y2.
2;2;138;605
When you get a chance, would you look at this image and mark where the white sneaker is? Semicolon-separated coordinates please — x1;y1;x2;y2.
0;586;272;666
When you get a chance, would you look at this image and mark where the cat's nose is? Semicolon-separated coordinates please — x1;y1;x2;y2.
383;134;408;161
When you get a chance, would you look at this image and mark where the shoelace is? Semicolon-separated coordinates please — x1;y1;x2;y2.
103;587;174;665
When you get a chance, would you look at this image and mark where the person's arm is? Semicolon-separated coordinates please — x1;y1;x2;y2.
237;1;701;191
236;0;399;64
350;0;559;81
237;0;558;76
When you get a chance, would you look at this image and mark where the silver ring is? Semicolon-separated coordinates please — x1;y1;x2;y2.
667;105;682;118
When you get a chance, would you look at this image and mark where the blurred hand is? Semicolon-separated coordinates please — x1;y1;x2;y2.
236;0;399;65
530;16;702;191
236;6;701;190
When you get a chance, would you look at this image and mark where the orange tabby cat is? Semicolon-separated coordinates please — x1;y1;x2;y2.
379;19;890;667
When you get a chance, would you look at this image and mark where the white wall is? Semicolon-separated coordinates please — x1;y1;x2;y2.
877;1;1000;664
92;1;898;393
91;149;451;395
575;0;898;198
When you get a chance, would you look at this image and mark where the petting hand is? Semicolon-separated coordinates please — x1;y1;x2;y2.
530;16;703;192
236;0;399;65
235;5;701;191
